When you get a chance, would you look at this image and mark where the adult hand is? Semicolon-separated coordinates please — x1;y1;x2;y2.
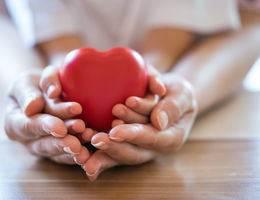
4;70;90;164
82;74;197;180
111;65;166;127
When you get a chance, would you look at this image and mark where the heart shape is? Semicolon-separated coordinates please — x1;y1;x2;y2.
59;47;148;131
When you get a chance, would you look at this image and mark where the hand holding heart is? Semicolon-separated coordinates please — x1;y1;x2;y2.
59;47;150;131
4;47;197;181
38;48;197;180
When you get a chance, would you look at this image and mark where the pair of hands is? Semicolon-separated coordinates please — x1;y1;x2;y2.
4;65;197;181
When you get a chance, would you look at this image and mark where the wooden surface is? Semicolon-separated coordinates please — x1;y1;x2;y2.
1;140;260;200
1;16;260;200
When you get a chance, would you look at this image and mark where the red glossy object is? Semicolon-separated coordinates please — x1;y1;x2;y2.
59;47;148;131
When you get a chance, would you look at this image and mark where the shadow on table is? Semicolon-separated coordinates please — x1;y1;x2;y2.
17;155;185;199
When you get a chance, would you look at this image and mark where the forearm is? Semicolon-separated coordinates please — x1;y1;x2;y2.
140;27;196;73
173;25;260;114
36;34;84;66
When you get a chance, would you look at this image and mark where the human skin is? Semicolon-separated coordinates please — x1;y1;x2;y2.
4;24;196;166
4;11;260;180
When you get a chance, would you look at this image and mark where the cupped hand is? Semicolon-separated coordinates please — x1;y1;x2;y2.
81;73;197;180
4;71;90;165
111;65;166;126
37;65;197;181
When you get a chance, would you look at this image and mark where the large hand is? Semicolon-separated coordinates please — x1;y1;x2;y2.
111;65;166;127
81;74;197;180
4;71;90;165
38;65;197;181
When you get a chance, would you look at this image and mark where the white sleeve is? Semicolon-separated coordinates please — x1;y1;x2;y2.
5;0;78;46
145;0;241;34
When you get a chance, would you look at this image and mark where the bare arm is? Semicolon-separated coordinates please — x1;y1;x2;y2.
140;27;197;73
139;12;260;114
173;11;260;114
36;34;84;65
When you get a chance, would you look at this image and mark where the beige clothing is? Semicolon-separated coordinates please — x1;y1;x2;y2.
6;0;241;50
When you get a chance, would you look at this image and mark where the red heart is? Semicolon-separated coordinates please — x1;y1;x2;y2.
59;47;148;131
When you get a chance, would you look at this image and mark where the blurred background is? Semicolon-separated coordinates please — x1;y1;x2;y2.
0;0;259;141
0;1;260;199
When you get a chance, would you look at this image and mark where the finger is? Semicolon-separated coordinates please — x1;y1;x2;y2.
44;97;82;119
40;65;62;99
64;119;85;134
73;146;90;165
111;119;125;128
125;94;159;115
10;73;45;116
150;88;194;130
109;124;184;151
51;154;75;164
5;100;67;141
82;150;118;181
112;104;148;124
80;128;97;143
26;134;82;157
148;65;166;96
91;133;158;164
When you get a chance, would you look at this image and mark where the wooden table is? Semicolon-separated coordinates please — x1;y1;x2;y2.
1;16;260;200
1;140;260;200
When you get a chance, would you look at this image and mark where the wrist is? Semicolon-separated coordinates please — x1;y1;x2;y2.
142;51;177;74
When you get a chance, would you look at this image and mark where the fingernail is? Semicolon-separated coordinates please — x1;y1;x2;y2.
157;111;168;130
92;141;105;147
63;147;79;155
73;156;80;164
42;125;64;137
127;98;138;108
86;169;98;177
81;164;86;171
47;85;56;97
155;77;166;95
50;132;64;137
23;94;37;112
109;129;124;141
109;136;123;142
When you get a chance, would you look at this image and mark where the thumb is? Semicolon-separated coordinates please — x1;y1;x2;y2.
147;65;166;96
150;94;192;130
10;73;45;116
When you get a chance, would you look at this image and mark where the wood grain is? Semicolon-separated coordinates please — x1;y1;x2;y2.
0;140;259;200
